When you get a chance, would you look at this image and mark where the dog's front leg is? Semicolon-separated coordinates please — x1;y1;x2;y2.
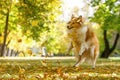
73;46;85;67
73;55;85;67
66;42;73;55
79;43;88;55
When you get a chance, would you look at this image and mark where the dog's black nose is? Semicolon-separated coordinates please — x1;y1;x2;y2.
67;26;73;29
67;26;69;29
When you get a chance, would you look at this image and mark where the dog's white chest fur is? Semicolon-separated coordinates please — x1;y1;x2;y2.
77;26;88;42
78;26;87;33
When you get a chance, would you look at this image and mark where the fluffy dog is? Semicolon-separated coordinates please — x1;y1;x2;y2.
66;15;99;68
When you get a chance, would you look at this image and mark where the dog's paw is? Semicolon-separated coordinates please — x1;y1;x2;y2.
92;67;95;69
73;64;79;68
73;64;77;67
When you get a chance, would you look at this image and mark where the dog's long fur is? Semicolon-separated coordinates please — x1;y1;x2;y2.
66;15;99;68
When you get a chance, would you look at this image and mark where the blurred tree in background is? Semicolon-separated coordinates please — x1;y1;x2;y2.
0;0;120;57
90;0;120;58
0;0;62;56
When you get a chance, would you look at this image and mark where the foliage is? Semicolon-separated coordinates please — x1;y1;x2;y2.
90;0;120;32
0;0;10;33
0;0;64;54
16;0;62;40
0;58;120;80
90;0;120;54
0;0;61;39
41;22;69;54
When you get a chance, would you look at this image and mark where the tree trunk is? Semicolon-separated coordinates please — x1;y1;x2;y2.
101;30;110;58
101;30;120;58
109;33;120;53
0;9;10;56
101;49;110;58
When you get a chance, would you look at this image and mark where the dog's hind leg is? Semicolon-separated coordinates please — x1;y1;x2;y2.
89;46;96;69
91;51;99;69
91;58;96;69
90;46;95;57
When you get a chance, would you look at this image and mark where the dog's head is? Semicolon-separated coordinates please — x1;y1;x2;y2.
67;15;83;30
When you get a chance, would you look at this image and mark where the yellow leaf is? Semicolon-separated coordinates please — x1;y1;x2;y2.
19;66;25;74
41;60;47;67
31;20;38;26
56;60;60;65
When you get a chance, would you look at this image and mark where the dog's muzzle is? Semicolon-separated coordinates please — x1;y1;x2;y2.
67;26;73;29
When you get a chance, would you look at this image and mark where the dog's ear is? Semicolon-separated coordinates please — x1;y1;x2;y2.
77;15;83;23
78;15;82;19
71;14;75;20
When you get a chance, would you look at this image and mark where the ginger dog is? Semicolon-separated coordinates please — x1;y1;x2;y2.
66;15;99;68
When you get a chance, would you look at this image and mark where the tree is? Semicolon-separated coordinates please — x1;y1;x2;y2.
90;0;120;58
0;0;61;56
0;0;12;56
16;0;61;40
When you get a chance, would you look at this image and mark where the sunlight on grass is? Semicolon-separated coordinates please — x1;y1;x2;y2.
109;57;120;60
0;58;120;79
1;70;120;80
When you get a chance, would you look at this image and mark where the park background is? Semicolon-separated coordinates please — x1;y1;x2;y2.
0;0;120;79
0;0;120;58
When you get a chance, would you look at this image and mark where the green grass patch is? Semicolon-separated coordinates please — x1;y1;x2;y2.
0;57;120;80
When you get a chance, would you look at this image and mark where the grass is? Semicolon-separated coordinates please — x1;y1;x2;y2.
0;57;120;80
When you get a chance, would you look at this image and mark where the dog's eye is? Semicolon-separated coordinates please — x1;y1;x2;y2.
68;21;70;24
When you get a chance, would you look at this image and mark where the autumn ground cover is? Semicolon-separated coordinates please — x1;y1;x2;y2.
0;57;120;80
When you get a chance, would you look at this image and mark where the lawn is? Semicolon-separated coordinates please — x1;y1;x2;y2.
0;57;120;80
